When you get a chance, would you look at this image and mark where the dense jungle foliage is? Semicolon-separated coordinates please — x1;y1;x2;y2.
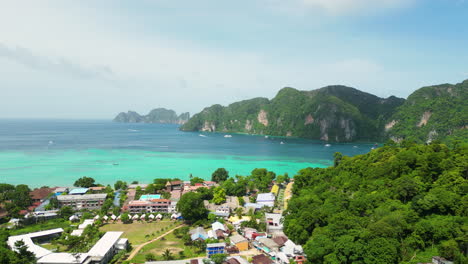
283;141;467;264
181;85;404;142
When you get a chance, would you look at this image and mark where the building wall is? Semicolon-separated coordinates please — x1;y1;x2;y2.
235;241;249;251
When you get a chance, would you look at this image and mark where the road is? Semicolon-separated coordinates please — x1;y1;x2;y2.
126;224;186;261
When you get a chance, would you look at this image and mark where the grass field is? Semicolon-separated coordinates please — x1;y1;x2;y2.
130;232;204;263
99;220;179;245
8;219;71;236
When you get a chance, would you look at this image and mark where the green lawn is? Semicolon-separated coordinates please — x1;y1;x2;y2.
99;220;179;245
8;219;71;236
131;232;205;263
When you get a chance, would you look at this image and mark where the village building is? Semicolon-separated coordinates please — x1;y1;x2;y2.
229;234;249;251
69;188;89;195
206;242;226;257
256;193;275;207
190;227;208;241
265;213;283;235
251;254;273;264
56;193;107;210
127;199;171;214
30;187;54;203
166;180;182;192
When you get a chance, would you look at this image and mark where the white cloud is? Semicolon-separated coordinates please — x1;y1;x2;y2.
266;0;415;16
0;1;408;118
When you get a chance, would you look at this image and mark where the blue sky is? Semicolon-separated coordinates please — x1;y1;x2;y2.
0;0;466;118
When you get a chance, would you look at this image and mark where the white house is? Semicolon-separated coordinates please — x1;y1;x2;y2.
256;193;275;207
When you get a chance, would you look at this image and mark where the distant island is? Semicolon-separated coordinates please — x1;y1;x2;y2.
114;108;190;124
181;80;468;143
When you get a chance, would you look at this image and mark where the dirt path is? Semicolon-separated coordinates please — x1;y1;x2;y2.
127;224;186;261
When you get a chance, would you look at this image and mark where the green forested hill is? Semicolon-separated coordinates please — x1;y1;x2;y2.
113;108;190;124
284;142;467;264
181;86;404;142
386;80;468;144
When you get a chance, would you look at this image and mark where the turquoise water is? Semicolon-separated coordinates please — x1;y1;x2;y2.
0;120;374;187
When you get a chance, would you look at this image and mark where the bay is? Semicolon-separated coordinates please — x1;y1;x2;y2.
0;119;375;187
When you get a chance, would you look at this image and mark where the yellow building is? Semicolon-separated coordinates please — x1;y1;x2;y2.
230;234;249;251
270;184;279;196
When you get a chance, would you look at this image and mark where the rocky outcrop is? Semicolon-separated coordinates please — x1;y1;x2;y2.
417;111;432;127
257;110;269;126
385;120;398;131
245;120;253;131
202;121;216;132
304;114;314;125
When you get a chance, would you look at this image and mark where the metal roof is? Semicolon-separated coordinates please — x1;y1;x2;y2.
69;188;89;195
87;232;123;257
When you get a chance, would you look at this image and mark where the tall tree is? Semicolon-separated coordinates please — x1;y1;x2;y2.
73;177;96;188
211;168;229;183
176;192;207;222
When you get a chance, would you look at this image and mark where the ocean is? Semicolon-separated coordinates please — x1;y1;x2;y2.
0;119;375;187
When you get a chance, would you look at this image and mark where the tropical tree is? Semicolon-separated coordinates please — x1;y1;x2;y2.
212;186;226;205
211;168;229;183
176;192;208;222
74;176;96;188
161;249;173;260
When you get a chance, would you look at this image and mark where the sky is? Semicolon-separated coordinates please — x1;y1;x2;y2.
0;0;467;119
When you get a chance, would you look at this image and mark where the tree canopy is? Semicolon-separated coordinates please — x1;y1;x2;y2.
73;176;96;188
176;192;208;222
211;168;229;183
284;141;467;264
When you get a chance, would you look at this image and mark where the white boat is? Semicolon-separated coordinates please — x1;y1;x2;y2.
325;144;331;147
353;146;358;148
280;141;285;145
48;140;54;145
224;135;232;138
199;134;207;137
265;136;269;139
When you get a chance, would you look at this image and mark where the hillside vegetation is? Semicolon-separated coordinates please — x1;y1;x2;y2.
181;80;467;143
386;80;468;144
114;108;190;124
284;141;468;264
182;86;404;142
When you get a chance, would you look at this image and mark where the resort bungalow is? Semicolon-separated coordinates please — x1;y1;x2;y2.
230;234;249;251
206;242;226;257
256;193;275;207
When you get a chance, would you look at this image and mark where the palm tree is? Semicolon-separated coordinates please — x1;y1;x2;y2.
162;249;173;260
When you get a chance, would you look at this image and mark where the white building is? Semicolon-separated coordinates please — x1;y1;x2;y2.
9;228;127;264
265;213;283;235
256;193;275;207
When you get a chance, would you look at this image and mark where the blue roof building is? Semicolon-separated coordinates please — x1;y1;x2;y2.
206;243;225;257
139;194;161;201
